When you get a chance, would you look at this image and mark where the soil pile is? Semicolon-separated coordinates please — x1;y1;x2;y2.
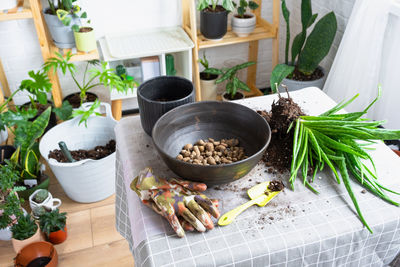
49;140;116;163
258;94;305;173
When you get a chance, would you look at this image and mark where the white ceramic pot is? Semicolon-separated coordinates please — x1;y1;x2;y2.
200;73;218;101
222;91;245;102
232;13;256;37
39;103;116;203
29;189;61;218
0;129;8;144
0;0;17;11
281;66;326;92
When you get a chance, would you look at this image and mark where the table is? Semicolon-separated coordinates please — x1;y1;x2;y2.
114;87;400;267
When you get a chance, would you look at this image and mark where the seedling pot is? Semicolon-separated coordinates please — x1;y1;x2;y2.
14;241;58;267
39;103;116;203
43;8;79;49
200;72;218;100
281;66;326;91
12;223;41;253
232;13;256;37
74;27;97;52
137;76;195;136
48;226;67;244
200;6;228;40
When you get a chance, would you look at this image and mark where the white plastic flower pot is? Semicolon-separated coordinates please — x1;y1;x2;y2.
39;103;117;203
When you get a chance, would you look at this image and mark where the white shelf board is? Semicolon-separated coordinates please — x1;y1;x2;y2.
99;27;194;62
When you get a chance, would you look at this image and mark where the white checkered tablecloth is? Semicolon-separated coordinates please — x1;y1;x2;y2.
115;87;400;267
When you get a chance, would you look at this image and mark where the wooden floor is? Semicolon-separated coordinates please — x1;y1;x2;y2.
0;168;135;266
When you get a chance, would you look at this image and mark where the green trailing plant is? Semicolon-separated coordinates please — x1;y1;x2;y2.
47;0;89;32
232;0;259;17
270;0;337;91
197;0;235;12
39;209;67;235
34;190;49;204
44;52;138;106
290;88;400;233
11;214;38;241
204;61;255;99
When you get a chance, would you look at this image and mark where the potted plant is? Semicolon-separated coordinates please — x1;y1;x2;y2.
29;189;61;219
270;0;337;92
43;0;87;48
39;209;67;244
197;0;234;40
204;61;255;101
44;52;137;108
198;53;219;100
11;214;41;253
0;164;24;241
231;0;259;37
14;241;58;267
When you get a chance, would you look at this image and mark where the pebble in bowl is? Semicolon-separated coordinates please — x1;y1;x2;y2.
152;101;271;185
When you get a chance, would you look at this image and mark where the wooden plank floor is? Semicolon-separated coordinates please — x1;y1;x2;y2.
0;168;134;267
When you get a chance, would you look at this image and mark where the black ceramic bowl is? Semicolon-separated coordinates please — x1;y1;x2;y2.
152;101;271;185
138;76;195;136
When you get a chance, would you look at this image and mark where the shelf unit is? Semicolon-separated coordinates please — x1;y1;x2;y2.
182;0;279;100
0;0;99;107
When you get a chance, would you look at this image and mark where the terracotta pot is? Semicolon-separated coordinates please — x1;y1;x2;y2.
12;223;41;253
48;226;67;244
14;241;58;267
392;149;400;157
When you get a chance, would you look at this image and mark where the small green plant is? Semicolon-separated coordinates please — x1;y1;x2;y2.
204;61;255;99
34;190;49;204
72;99;101;127
197;0;235;12
198;53;219;80
47;0;88;32
44;52;138;107
11;214;38;241
232;0;259;17
270;0;337;91
32;206;47;218
39;209;67;235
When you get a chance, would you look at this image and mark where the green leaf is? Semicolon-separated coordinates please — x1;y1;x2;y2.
71;24;80;32
237;6;245;17
248;1;259;10
270;64;295;92
300;0;313;31
80;11;87;18
291;32;306;64
53;101;73;121
72;99;101;127
282;0;290;64
298;12;337;75
203;68;223;75
222;0;235;12
196;0;209;11
24;150;39;178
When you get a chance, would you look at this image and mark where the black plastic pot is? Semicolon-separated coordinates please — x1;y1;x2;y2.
0;145;16;165
200;5;228;40
22;101;57;134
137;76;195;136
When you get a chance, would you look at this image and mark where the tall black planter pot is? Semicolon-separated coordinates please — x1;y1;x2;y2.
137;76;195;136
200;6;228;40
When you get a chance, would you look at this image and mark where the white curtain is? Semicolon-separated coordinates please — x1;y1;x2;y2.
324;0;400;129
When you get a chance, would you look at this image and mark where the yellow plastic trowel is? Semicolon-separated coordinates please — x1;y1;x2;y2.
218;181;282;226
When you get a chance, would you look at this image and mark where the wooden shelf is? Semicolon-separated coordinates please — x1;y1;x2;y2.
197;22;276;49
0;8;32;21
50;44;99;62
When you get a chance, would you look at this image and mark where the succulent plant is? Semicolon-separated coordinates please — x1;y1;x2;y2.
39;209;67;235
32;206;47;218
11;214;38;241
34;190;49;204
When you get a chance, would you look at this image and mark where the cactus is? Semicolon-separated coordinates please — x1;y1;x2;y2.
166;54;176;76
34;190;49;204
32;206;46;217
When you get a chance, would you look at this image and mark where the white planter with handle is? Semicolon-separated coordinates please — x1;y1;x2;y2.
0;0;17;11
39;103;117;203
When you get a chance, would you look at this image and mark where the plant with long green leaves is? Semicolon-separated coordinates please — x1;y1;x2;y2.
72;98;101;127
11;214;38;241
44;52;138;107
204;61;255;99
270;0;337;91
232;0;259;18
198;53;219;80
290;88;400;233
197;0;235;12
39;209;67;235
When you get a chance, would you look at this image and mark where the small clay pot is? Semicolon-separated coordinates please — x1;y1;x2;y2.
48;226;67;244
14;241;58;267
11;223;41;253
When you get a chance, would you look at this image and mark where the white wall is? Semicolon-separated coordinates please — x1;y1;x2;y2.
0;0;355;104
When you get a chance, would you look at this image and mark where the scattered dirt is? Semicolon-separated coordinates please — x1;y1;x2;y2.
268;180;285;192
256;203;297;225
290;67;324;81
79;27;93;33
200;72;218;81
48;140;116;163
257;93;305;173
204;5;226;13
64;92;98;108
